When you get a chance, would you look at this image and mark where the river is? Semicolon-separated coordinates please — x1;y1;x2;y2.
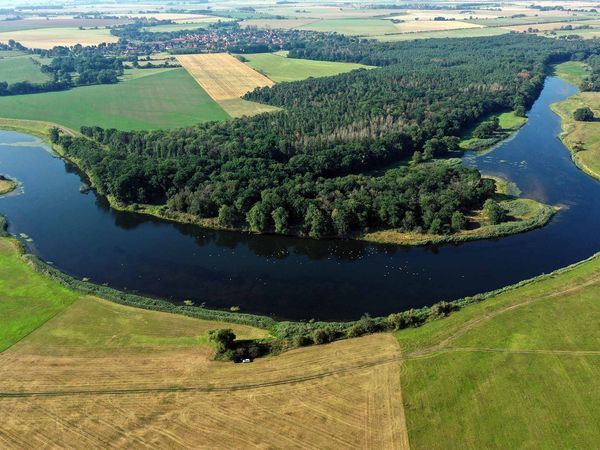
0;76;598;321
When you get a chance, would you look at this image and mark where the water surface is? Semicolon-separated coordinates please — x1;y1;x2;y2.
1;77;598;320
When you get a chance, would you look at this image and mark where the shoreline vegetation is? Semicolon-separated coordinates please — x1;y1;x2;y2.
0;116;556;248
2;212;600;359
551;61;600;181
459;110;528;153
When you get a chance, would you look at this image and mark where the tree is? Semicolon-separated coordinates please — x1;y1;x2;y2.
218;204;237;227
305;204;330;238
246;201;270;232
272;206;289;234
208;329;236;352
514;105;526;117
483;199;507;224
574;107;594;121
49;127;60;143
451;210;467;231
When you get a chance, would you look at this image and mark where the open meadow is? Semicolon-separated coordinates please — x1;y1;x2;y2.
0;27;118;49
176;53;279;117
0;52;49;84
0;68;229;131
239;51;373;82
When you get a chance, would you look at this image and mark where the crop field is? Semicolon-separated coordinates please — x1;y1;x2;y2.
0;18;132;33
0;53;49;84
142;18;234;33
0;68;230;130
396;251;600;449
0;236;408;448
0;27;118;49
242;18;321;29
466;14;599;27
390;19;483;33
240;51;373;82
177;53;279;117
258;6;401;19
374;27;509;42
298;18;400;36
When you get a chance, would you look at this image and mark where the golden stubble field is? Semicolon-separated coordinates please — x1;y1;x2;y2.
176;53;279;118
0;296;409;449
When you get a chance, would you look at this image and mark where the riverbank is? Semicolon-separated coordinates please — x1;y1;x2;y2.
550;61;600;182
551;92;600;182
0;116;557;248
459;111;528;153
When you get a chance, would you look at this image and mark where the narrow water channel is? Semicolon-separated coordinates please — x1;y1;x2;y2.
0;76;597;321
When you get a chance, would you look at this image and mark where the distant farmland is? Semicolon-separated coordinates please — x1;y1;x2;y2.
176;53;279;117
0;27;118;49
0;68;229;131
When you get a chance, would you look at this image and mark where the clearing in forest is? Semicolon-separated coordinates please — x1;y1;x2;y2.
176;53;279;117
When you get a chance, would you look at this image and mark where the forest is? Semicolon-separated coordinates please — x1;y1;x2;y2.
55;35;600;239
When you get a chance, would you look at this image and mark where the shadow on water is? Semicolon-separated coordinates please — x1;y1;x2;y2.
1;77;599;321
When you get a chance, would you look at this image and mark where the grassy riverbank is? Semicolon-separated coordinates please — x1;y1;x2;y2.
552;91;600;181
459;111;527;152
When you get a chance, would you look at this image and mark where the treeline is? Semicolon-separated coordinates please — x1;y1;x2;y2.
56;35;600;239
0;43;123;96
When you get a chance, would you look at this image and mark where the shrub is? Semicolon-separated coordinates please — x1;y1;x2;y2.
574;107;594;121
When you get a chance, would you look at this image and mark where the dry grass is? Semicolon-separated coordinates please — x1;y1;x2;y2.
176;53;279;118
0;27;118;49
0;319;408;449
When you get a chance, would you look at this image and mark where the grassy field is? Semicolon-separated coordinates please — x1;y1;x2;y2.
396;250;600;449
177;53;279;117
0;27;118;49
0;53;50;84
551;60;590;86
467;14;599;27
0;178;16;195
373;26;509;41
239;51;373;82
0;68;230;131
0;239;79;353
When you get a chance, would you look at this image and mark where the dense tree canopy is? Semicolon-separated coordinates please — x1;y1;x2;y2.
56;34;600;239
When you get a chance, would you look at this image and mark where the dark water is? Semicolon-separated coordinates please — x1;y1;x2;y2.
1;77;598;321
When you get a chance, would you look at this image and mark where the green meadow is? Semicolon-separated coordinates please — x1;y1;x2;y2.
374;27;509;41
0;239;78;352
0;68;229;131
0;52;50;84
240;51;373;82
396;251;600;448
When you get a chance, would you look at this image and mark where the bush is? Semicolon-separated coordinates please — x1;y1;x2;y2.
574;107;594;121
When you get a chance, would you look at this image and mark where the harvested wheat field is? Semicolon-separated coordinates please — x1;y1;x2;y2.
0;27;118;49
0;291;408;449
176;53;279;117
